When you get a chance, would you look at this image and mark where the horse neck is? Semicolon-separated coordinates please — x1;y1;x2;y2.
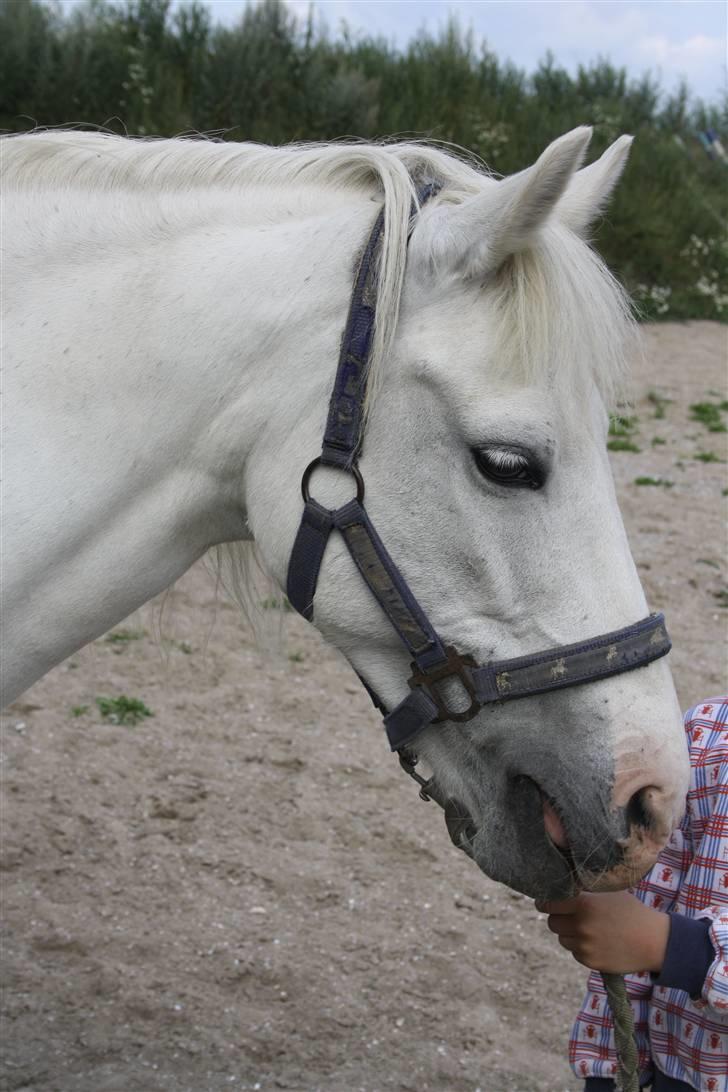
2;181;373;704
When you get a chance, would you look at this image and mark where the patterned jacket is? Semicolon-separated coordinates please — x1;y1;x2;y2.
569;699;728;1092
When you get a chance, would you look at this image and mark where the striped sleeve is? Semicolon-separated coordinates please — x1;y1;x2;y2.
684;700;728;1015
699;907;728;1014
571;699;728;1086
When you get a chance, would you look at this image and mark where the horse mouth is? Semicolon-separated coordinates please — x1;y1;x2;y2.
541;791;573;857
537;788;584;890
438;775;623;899
520;776;579;874
535;783;638;892
442;781;577;877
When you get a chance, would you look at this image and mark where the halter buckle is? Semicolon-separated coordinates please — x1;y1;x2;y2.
408;645;480;723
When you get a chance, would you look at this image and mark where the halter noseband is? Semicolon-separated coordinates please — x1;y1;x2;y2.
285;184;671;807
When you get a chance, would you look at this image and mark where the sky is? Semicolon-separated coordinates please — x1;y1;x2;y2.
57;0;727;102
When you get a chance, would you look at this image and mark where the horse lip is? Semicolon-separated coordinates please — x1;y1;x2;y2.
547;829;576;871
518;776;577;870
540;790;572;854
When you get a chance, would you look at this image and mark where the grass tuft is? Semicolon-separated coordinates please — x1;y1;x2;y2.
95;695;153;725
607;438;641;453
694;451;725;463
104;628;146;650
690;402;727;433
634;476;674;488
609;415;638;437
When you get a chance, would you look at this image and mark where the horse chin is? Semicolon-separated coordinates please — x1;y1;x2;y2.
470;829;578;900
467;777;580;901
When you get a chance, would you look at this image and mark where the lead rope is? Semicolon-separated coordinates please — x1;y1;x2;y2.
601;972;640;1092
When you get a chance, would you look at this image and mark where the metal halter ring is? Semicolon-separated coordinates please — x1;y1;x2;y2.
301;457;365;505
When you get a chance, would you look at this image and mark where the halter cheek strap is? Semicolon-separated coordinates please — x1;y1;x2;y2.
287;182;454;683
286;183;672;758
289;492;448;670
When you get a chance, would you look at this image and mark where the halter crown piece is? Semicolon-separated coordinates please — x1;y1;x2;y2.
286;184;671;796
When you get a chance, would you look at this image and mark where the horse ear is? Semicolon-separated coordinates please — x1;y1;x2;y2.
411;126;593;279
557;134;633;235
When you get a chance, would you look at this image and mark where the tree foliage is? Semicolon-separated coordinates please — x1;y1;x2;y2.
1;0;726;319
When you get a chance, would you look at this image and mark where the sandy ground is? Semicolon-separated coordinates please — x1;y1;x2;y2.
1;321;726;1092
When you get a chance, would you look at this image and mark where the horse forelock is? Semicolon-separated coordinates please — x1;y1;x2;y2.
486;226;636;412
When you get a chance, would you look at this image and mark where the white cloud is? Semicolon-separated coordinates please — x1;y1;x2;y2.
638;32;725;65
631;29;726;99
554;1;651;49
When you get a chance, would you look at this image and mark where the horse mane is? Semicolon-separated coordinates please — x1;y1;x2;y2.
1;130;634;412
2;131;482;405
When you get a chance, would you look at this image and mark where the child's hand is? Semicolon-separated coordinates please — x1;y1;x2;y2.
535;891;671;974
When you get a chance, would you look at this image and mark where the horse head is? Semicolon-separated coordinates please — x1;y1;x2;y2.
256;128;689;900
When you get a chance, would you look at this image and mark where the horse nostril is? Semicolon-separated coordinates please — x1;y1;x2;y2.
625;786;657;832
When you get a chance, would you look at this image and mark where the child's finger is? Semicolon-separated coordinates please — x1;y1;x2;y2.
536;896;582;915
556;933;580;954
546;914;578;938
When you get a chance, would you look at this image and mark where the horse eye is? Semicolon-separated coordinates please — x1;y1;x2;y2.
473;446;543;490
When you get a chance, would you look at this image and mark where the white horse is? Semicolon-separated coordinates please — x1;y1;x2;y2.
1;126;689;899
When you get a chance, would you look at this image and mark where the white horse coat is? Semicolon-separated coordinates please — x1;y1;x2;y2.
1;128;688;898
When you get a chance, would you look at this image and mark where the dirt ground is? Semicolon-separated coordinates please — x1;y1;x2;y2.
1;321;726;1092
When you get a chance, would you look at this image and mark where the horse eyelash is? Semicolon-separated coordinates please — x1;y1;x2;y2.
483;448;529;471
473;445;545;489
